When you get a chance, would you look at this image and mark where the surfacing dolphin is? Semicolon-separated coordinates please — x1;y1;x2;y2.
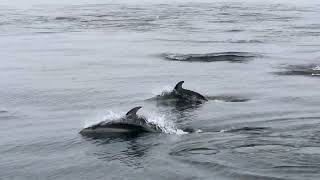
150;81;208;110
80;106;162;135
172;81;208;103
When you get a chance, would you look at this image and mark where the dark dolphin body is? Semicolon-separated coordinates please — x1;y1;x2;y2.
148;81;208;111
80;107;162;135
153;81;207;103
173;81;208;103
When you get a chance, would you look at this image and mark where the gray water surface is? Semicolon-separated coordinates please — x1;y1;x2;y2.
1;0;320;179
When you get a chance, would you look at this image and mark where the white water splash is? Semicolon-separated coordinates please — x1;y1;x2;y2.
212;99;225;103
312;65;320;76
84;110;123;128
312;66;320;71
145;112;187;135
152;85;174;96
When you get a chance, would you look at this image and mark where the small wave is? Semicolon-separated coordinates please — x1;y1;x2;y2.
154;38;221;43
207;96;250;102
154;39;263;44
54;16;79;21
34;31;58;34
225;29;244;32
273;165;320;173
222;127;269;134
234;144;295;154
229;39;264;44
296;147;320;155
162;52;256;63
275;64;320;77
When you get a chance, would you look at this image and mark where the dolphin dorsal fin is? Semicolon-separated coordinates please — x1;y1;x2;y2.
174;81;184;91
126;106;142;116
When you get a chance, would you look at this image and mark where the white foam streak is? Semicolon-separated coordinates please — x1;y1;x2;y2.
152;85;174;96
145;112;187;135
84;110;123;128
312;66;320;71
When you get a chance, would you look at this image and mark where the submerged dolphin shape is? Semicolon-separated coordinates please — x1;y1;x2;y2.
80;106;162;135
172;81;208;103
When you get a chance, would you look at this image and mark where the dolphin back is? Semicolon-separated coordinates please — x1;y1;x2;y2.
80;106;163;135
173;81;207;102
183;89;208;101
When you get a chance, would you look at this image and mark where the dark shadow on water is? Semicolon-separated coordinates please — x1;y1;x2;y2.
274;64;320;77
161;52;257;63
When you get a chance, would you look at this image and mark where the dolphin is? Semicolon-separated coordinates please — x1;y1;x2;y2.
80;106;162;135
172;81;208;103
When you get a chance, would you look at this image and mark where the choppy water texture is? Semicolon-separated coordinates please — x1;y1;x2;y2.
1;0;320;179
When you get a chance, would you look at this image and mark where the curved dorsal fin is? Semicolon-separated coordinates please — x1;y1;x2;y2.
126;106;142;116
174;81;184;91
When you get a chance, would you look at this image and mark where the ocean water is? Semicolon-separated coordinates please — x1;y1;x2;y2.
1;0;320;179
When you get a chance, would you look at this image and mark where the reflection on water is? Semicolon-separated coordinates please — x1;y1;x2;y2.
82;133;158;168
